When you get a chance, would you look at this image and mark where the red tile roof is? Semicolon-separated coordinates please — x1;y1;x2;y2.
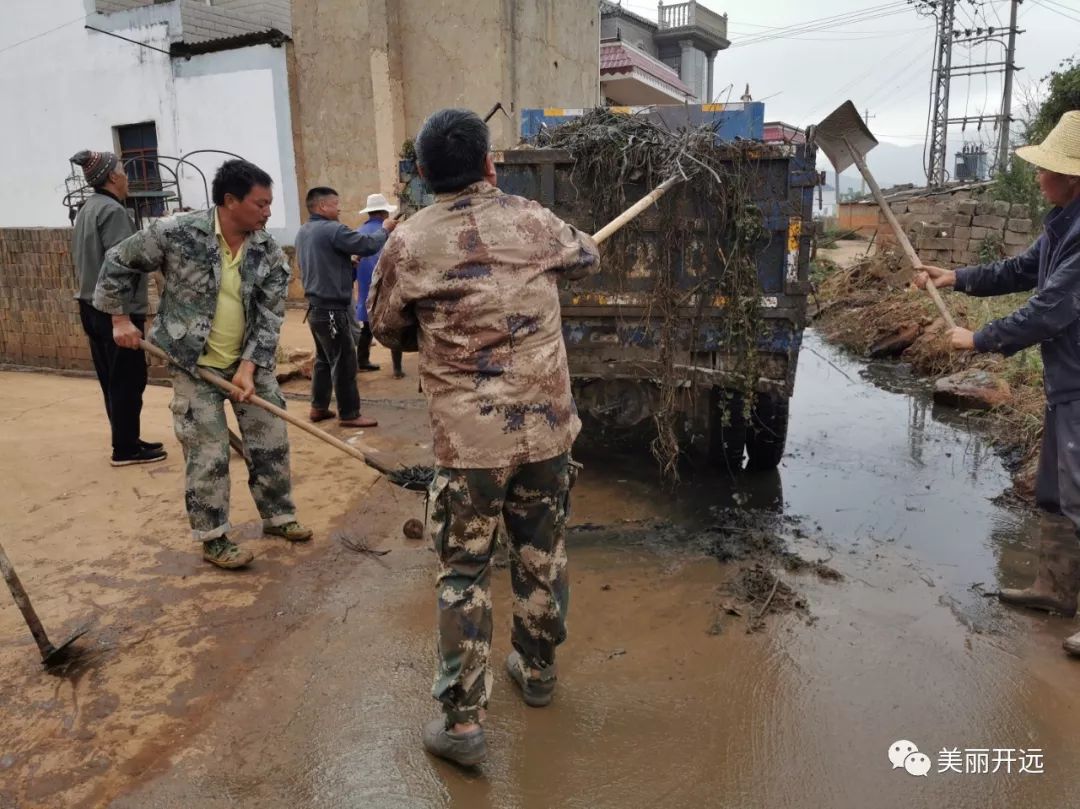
600;41;692;96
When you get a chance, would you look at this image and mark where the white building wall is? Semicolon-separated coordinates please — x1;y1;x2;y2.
0;0;300;242
173;46;301;242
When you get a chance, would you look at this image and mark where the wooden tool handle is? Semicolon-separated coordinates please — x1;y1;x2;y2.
0;541;55;658
592;175;681;245
845;143;957;329
139;340;397;478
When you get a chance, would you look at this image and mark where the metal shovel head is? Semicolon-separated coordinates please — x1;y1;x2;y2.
42;625;90;666
814;100;879;173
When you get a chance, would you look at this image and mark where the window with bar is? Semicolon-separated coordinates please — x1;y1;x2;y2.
115;121;165;219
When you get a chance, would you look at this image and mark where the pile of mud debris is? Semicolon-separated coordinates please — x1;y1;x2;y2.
573;506;842;634
812;249;1045;499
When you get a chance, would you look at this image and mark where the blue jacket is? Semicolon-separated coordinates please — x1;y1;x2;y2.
355;218;385;322
955;197;1080;404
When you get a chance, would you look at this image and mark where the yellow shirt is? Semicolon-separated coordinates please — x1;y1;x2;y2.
198;210;247;369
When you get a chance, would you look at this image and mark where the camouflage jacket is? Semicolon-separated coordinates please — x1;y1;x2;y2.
369;181;600;468
94;209;290;372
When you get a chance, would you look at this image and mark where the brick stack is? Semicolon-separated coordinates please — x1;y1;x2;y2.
0;227;165;375
878;194;1034;269
0;228;91;371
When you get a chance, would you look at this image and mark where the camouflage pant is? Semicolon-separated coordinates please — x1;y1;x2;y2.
428;452;574;725
170;363;297;541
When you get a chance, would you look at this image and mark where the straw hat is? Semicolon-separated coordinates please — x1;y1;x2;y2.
359;193;397;216
1016;110;1080;176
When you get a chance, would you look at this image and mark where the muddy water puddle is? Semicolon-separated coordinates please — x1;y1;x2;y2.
110;331;1080;809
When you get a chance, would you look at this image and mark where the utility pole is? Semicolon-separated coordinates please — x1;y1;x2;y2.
926;0;956;187
917;0;1024;185
860;108;876;195
997;0;1020;172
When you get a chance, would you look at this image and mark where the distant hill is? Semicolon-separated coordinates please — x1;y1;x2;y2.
817;141;927;196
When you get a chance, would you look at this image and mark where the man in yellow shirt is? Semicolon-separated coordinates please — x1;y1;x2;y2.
198;211;247;370
97;160;311;569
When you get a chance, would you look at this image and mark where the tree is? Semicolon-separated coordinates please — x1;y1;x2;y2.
993;56;1080;218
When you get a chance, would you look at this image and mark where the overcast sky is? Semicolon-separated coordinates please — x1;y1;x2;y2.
619;0;1078;148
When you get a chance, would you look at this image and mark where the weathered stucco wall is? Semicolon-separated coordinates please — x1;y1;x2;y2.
290;0;599;228
288;0;381;228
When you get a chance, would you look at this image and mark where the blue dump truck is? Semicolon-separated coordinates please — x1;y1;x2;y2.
400;103;818;473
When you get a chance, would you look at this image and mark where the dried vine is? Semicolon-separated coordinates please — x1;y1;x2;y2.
535;109;773;480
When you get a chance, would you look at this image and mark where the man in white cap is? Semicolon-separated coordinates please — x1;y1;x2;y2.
355;193;404;378
917;110;1080;655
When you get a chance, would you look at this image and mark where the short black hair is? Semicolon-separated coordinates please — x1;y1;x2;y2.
211;159;273;206
305;186;338;212
415;108;489;194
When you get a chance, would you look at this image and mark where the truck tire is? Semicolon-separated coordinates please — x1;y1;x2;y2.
745;393;789;471
709;389;746;474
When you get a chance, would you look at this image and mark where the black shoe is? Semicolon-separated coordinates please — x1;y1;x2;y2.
111;445;168;467
358;362;381;372
139;439;164;452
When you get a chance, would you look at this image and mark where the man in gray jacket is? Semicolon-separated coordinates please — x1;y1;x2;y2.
295;187;395;428
70;149;165;466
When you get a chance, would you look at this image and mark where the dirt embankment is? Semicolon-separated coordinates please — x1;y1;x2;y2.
812;244;1044;499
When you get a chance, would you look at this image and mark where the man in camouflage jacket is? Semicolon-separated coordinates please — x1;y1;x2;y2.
95;159;311;569
369;109;600;766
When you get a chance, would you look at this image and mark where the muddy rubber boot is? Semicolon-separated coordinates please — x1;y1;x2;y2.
999;516;1080;617
263;522;314;542
202;537;253;569
421;718;487;767
505;650;556;707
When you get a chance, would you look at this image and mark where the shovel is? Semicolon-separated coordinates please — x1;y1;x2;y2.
137;341;426;488
0;541;89;665
813;100;957;329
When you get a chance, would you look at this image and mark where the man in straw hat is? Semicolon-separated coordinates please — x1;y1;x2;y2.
917;110;1080;654
354;193;404;378
70;149;166;467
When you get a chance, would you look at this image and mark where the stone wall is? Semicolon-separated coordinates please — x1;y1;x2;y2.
0;228;94;372
0;227;176;375
876;192;1035;268
0;228;305;377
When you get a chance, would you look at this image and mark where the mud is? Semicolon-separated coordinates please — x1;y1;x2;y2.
4;311;1080;809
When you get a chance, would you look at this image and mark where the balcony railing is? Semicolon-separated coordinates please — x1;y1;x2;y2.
657;1;728;41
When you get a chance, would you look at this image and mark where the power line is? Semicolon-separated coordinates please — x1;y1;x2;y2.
916;0;1022;184
797;28;929;119
0;15;85;57
731;6;915;48
1031;0;1080;22
726;1;907;33
861;39;939;109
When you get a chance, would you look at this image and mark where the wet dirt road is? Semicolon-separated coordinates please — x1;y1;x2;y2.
6;331;1080;808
